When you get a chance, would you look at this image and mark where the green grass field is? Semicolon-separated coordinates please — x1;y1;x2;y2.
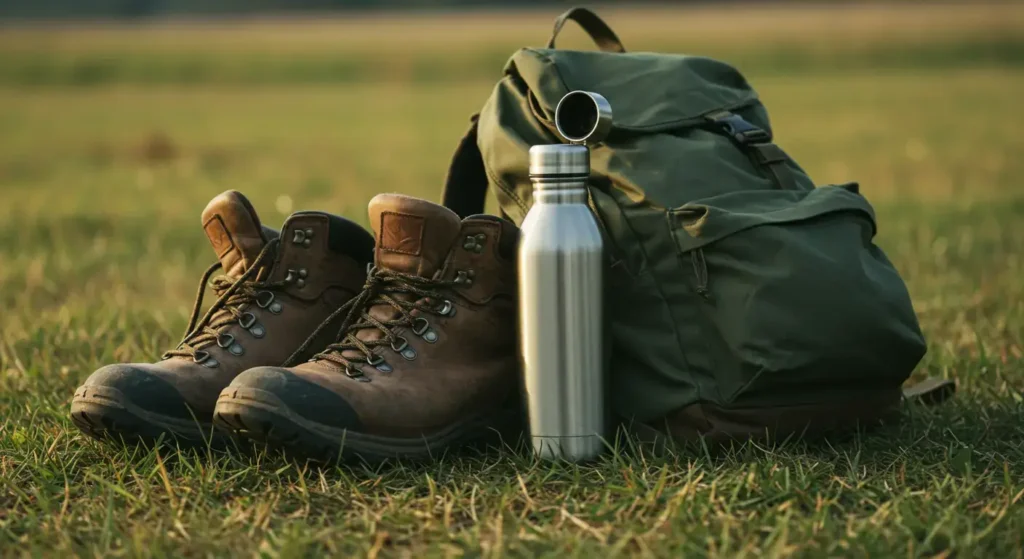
2;3;1023;556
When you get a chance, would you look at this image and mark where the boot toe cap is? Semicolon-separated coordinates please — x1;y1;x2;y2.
79;364;192;420
228;367;361;430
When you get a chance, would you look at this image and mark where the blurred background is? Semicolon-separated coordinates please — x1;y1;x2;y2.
0;0;1021;380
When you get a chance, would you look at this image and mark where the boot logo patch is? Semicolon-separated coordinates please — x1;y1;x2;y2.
203;215;236;259
379;211;424;256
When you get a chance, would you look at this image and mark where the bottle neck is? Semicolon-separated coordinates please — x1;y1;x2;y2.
530;177;589;205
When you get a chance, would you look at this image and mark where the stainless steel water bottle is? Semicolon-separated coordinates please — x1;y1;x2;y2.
519;90;611;461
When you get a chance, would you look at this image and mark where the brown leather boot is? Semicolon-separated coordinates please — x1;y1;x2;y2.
214;193;522;462
70;190;373;447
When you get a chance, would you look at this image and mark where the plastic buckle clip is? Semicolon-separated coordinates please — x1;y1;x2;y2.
709;113;771;145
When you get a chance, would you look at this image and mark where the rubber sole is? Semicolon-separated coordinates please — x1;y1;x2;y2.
213;386;523;464
70;384;226;448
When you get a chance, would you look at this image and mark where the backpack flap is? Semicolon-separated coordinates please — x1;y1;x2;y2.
665;185;927;410
668;184;876;253
507;47;764;137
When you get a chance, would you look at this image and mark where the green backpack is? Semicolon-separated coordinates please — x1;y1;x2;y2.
442;7;942;443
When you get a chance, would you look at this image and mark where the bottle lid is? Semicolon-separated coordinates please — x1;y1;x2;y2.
529;144;589;179
555;91;613;144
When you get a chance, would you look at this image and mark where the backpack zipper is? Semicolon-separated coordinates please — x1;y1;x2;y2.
691;249;711;301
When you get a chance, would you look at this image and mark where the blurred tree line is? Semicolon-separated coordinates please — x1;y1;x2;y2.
0;0;646;19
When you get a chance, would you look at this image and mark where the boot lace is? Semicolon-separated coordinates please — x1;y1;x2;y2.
163;238;283;363
285;266;455;378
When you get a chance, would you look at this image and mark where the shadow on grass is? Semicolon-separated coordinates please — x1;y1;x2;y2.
55;392;1015;487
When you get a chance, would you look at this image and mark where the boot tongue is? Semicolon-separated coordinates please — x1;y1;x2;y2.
338;194;462;362
367;193;462;277
201;190;276;278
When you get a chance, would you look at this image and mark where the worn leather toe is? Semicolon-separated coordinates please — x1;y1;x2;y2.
80;363;193;420
228;367;361;430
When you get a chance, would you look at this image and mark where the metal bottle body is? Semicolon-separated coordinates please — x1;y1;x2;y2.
518;148;606;461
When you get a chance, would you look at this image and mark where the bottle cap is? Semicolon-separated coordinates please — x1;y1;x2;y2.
529;144;590;179
555;91;613;144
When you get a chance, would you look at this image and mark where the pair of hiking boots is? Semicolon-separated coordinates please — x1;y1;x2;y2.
70;190;522;462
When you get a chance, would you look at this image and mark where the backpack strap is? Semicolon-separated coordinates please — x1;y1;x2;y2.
441;115;490;219
547;7;627;53
704;110;799;191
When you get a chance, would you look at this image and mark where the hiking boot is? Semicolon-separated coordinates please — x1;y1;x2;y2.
70;190;373;447
214;193;521;462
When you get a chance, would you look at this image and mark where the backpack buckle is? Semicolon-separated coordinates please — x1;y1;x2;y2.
706;112;771;145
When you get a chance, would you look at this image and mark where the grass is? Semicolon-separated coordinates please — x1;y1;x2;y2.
1;3;1024;556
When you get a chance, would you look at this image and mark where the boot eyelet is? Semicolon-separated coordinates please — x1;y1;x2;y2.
463;233;486;253
194;350;217;367
284;269;308;285
229;343;245;356
436;300;455;316
390;336;408;352
249;324;266;338
400;346;417;361
345;365;370;382
411;317;437;343
293;228;315;246
411;317;429;335
255;291;275;309
255;290;281;314
216;333;234;349
239;312;257;329
366;354;392;372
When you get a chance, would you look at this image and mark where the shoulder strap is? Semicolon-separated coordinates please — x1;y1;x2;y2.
441;115;490;219
547;7;626;53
